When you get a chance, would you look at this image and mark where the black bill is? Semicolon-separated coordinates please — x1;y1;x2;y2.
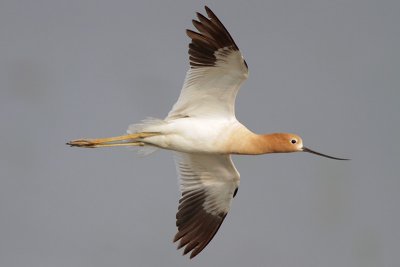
302;147;349;160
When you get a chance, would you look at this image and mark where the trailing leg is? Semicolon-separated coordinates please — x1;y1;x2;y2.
67;132;160;148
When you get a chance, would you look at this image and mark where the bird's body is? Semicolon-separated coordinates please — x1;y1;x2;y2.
131;117;239;154
128;117;260;155
68;6;348;259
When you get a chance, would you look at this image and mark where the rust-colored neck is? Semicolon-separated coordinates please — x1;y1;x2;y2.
227;131;296;155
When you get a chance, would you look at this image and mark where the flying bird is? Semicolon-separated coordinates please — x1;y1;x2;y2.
68;6;348;259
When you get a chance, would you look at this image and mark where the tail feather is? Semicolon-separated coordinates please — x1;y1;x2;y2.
127;117;167;134
127;118;166;156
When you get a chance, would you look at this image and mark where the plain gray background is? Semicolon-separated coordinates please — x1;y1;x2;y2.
1;0;399;266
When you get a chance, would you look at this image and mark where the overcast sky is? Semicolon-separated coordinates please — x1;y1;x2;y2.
1;0;399;266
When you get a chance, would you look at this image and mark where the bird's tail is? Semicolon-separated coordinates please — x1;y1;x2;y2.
127;117;167;134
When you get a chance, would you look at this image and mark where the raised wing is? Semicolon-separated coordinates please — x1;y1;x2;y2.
167;6;248;120
173;152;240;258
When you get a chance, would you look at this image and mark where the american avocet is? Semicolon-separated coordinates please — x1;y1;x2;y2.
68;6;348;258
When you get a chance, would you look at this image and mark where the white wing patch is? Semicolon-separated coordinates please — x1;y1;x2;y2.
168;50;248;119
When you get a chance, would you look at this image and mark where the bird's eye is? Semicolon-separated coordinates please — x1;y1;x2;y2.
291;139;297;144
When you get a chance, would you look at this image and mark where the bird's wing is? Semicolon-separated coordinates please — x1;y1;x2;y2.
167;6;248;120
173;152;240;258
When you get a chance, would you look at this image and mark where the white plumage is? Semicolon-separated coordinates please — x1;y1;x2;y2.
168;49;248;119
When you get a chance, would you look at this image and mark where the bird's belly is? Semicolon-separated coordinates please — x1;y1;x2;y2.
164;135;219;153
145;118;237;154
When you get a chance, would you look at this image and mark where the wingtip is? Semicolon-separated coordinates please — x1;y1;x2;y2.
204;5;212;16
195;11;202;19
177;242;185;250
172;234;179;243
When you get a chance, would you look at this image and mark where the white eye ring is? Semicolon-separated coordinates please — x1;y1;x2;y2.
291;139;297;144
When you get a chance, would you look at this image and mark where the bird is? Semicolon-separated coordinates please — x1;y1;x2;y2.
67;6;348;259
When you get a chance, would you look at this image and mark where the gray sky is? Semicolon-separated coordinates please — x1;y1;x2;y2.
1;0;399;266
